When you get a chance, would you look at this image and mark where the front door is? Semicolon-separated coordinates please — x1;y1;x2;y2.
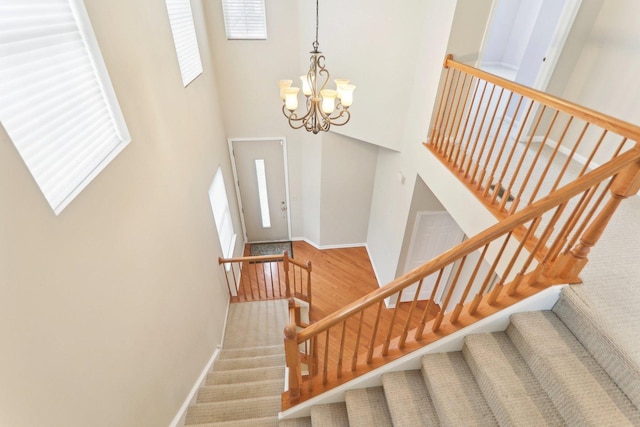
231;138;290;242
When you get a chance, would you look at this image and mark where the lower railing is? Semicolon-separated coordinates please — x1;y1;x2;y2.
219;251;312;305
283;146;640;407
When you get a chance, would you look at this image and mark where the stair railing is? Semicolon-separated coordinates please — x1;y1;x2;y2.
428;55;640;220
283;142;640;407
219;251;312;305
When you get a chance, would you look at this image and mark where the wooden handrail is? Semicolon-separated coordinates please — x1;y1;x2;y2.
443;55;640;142
218;250;313;305
297;147;639;342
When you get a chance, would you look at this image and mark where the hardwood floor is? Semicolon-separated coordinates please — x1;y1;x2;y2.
241;240;440;376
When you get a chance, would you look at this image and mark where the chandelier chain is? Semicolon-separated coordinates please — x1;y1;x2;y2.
313;0;319;52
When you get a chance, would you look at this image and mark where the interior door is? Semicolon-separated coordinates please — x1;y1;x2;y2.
401;211;466;303
231;139;290;242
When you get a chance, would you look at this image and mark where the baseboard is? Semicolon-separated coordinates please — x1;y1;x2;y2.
292;237;367;251
364;244;383;289
169;299;231;427
541;137;596;169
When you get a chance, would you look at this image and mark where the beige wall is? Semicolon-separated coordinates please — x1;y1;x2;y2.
0;0;236;426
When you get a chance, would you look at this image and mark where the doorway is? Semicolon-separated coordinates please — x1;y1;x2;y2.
479;0;582;90
229;138;291;242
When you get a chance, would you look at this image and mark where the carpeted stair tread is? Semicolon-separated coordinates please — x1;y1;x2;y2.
311;402;350;427
185;396;281;424
219;345;284;360
185;416;278;426
553;286;640;409
223;299;289;349
462;332;563;426
421;352;498;426
213;353;284;371
508;310;640;426
205;364;283;385
196;379;284;403
277;416;312;427
345;386;392;427
381;370;439;426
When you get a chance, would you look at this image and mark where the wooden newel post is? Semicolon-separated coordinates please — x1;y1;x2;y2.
284;321;301;402
551;156;640;281
283;250;291;298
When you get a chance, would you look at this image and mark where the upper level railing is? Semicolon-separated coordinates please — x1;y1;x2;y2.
428;55;640;219
219;251;312;305
282;55;640;408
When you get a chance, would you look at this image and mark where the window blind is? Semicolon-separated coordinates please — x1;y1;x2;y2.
222;0;267;40
165;0;203;86
0;0;131;215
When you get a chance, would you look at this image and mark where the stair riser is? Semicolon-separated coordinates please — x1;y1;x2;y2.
205;366;284;386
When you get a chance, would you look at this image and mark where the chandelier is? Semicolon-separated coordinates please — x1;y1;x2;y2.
278;0;355;134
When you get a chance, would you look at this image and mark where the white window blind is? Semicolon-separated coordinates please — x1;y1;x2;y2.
165;0;203;86
0;0;131;215
222;0;267;40
209;167;236;259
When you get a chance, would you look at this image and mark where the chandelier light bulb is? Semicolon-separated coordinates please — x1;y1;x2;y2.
320;89;337;114
339;84;356;107
300;75;314;96
284;87;300;111
334;79;349;99
278;80;293;100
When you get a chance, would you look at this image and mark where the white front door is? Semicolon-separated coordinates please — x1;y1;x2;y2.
230;138;290;242
401;211;466;303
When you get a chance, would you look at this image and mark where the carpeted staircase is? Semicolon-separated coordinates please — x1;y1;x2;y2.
182;299;288;426
279;287;640;426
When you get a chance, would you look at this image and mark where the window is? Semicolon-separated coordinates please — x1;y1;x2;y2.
254;159;271;228
0;0;131;215
209;167;237;259
221;0;267;40
165;0;203;86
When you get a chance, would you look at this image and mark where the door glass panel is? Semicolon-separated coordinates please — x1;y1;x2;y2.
255;159;271;228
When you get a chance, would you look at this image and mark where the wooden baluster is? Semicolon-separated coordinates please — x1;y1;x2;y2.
446;73;470;162
254;262;262;300
550;122;589;192
451;75;475;168
450;246;489;323
501;104;547;212
475;89;509;190
454;76;481;170
399;278;424;349
468;231;512;315
337;321;347;379
218;258;234;297
284;322;301;402
306;261;312;305
382;289;403;356
351;311;364;371
433;256;467;332
465;82;496;181
322;330;330;385
471;86;505;187
435;67;457;152
551;154;640;281
268;262;275;298
492;98;534;206
415;269;444;340
440;70;463;155
283;251;291;298
510;110;559;213
366;301;384;364
564;181;612;255
458;78;487;174
527;114;572;205
430;56;453;149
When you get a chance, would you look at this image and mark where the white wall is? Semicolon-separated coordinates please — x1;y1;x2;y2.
0;0;235;426
319;133;378;247
552;0;640;164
